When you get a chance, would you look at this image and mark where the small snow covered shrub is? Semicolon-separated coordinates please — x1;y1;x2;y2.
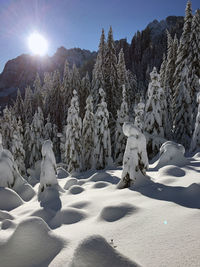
156;141;187;169
118;122;149;189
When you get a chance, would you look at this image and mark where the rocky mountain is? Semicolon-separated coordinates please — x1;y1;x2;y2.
0;16;184;108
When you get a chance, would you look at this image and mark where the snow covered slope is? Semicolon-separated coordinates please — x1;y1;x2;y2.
1;155;200;266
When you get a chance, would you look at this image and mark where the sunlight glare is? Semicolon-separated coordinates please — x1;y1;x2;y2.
28;32;48;56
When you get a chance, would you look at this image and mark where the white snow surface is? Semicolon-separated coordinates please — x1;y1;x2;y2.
1;155;200;266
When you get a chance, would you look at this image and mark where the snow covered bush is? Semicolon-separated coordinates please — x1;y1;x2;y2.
93;88;113;169
156;141;187;169
38;140;63;211
118;122;149;189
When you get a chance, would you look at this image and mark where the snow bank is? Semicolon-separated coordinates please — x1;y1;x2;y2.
57;167;69;179
70;235;140;267
64;178;78;190
38;185;62;211
0;188;23;211
156;141;188;169
0;217;64;267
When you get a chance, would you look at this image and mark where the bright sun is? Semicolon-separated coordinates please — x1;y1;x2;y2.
28;32;48;56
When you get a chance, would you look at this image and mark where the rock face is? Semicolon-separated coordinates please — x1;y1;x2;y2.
0;16;184;108
0;47;96;108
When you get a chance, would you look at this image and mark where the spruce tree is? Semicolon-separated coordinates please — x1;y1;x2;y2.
24;86;33;124
134;99;145;132
173;1;193;148
82;95;95;170
93;88;113;169
62;59;72;121
14;89;24;122
92;29;106;110
190;91;200;152
65;90;82;173
114;85;129;165
80;72;91;119
33;73;43;112
144;67;166;157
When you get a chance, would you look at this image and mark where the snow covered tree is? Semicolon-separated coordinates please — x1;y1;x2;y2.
23;86;33;124
80;72;91;119
173;1;193;148
43;72;53;118
159;54;167;89
190;91;200;152
134;100;145;132
188;9;200;130
62;59;72;121
14;89;24;122
65;90;82;173
144;67;166;157
11;118;26;175
23;122;32;168
44;115;53;140
32;73;43;113
93;88;113;169
39;140;57;190
1;106;13;150
29;107;44;167
104;27;119;118
114;85;129;165
48;70;64;131
117;122;148;189
71;64;81;96
92;29;106;110
82;95;95;170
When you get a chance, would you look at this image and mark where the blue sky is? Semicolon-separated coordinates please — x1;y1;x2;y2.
0;0;199;72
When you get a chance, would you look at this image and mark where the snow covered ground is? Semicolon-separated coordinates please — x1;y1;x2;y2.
1;154;200;267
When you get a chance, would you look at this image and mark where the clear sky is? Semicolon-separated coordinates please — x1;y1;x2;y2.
0;0;199;72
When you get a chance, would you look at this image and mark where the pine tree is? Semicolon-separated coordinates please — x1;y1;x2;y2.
29;107;44;167
1;106;13;150
173;1;193;148
43;72;53;118
24;86;33;124
80;72;91;119
11;118;26;175
23;122;32;168
44;115;53;140
62;59;72;121
104;26;119;118
159;54;167;89
114;85;129;165
14;89;24;122
134;99;145;132
190;91;200;152
93;88;113;169
188;9;200;130
65;90;82;173
82;95;95;170
92;29;106;110
33;73;43;112
49;70;64;131
144;67;166;157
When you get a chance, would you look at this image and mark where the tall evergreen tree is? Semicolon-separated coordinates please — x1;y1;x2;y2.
104;26;119;118
114;85;129;165
82;95;95;170
65;90;82;173
24;86;33;124
188;9;200;129
190;91;200;152
173;1;193;148
80;72;91;119
144;67;166;157
32;73;43;112
93;88;113;169
92;29;106;110
14;89;24;122
62;59;72;121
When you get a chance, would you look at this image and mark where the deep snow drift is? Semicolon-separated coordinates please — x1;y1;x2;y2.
0;155;200;266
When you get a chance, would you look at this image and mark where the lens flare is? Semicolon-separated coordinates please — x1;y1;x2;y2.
28;32;48;56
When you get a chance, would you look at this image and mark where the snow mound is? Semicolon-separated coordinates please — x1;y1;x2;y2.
13;180;35;201
93;181;110;188
49;208;87;229
99;203;137;222
69;201;90;209
0;217;64;267
90;172;119;184
38;186;62;211
156;141;188;169
27;160;41;181
64;178;78;190
57;167;69;179
69;185;84;195
70;235;140;267
0;188;23;211
1;219;16;230
160;166;186;177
